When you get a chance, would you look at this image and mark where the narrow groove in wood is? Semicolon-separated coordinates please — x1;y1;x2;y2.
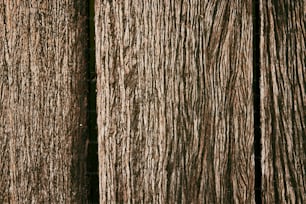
86;0;99;202
252;0;262;203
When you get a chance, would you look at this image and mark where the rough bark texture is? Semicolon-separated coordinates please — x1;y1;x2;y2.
260;0;306;203
0;1;87;203
95;0;254;203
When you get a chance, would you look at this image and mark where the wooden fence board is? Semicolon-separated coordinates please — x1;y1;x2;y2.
95;0;254;203
0;1;87;202
260;0;306;203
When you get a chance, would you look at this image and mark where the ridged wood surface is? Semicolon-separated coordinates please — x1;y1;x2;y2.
95;0;254;203
0;1;87;202
260;0;306;203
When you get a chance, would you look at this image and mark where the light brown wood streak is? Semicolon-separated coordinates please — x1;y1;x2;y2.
0;1;87;202
96;0;254;203
260;0;306;203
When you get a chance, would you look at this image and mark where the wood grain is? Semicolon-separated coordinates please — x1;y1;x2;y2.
260;0;306;203
0;1;87;202
95;0;254;203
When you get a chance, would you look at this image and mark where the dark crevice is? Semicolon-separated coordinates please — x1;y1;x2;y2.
253;0;262;204
86;0;99;202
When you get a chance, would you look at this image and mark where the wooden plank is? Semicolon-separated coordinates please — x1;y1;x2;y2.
260;0;306;203
0;1;87;202
95;0;254;203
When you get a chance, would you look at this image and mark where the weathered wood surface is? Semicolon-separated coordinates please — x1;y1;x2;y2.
0;1;87;202
260;0;306;203
95;0;254;203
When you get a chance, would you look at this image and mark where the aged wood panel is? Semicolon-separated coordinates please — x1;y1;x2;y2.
0;1;87;202
260;0;306;203
96;0;254;203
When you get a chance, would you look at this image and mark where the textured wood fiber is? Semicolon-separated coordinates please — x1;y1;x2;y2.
0;1;87;202
260;0;306;203
95;0;254;203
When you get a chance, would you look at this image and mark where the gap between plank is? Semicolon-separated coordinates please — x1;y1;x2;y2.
86;0;99;202
253;0;262;203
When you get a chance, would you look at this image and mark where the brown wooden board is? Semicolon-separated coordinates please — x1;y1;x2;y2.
0;1;87;202
95;0;254;203
260;0;306;203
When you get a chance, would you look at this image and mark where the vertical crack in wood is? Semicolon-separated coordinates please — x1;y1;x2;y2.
86;0;99;202
253;0;262;203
